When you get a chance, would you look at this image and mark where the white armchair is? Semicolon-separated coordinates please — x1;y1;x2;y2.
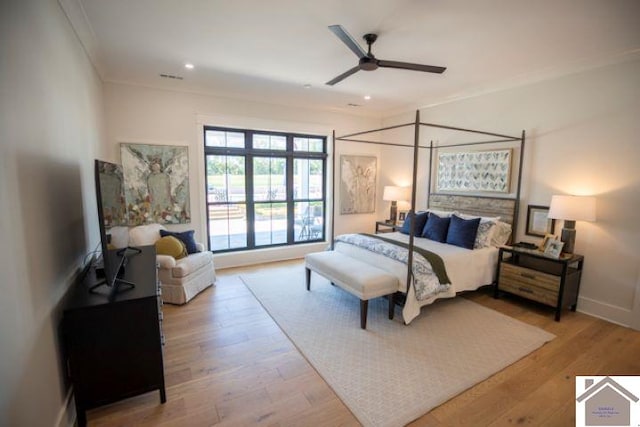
110;224;215;304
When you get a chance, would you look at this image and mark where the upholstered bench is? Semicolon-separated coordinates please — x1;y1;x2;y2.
304;251;399;329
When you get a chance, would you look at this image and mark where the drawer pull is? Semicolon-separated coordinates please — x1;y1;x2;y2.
520;272;536;279
518;286;534;294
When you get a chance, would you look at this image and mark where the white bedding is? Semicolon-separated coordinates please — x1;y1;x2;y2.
333;232;498;324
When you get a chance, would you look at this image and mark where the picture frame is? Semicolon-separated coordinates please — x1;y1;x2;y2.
539;233;557;251
339;155;377;214
544;238;564;259
526;205;556;237
398;210;408;222
436;149;512;193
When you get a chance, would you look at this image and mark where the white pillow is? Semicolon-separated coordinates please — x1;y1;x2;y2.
457;213;501;223
426;208;457;218
108;226;130;249
129;223;166;246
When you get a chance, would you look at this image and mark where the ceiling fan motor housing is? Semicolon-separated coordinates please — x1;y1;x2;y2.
359;57;378;71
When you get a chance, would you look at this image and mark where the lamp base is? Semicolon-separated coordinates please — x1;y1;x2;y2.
389;201;397;224
560;220;576;253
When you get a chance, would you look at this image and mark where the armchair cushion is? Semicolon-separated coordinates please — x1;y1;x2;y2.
171;252;214;278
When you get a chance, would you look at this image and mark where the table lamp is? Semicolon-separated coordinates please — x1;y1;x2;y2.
382;186;408;224
547;195;596;253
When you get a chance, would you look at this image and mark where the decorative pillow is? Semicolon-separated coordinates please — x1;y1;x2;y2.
491;221;512;246
474;221;497;249
456;213;500;249
160;229;198;254
421;213;451;243
446;215;481;249
155;236;187;259
399;211;429;236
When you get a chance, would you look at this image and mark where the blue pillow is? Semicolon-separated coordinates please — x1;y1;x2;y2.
160;229;198;254
399;211;429;236
446;215;481;249
421;213;451;243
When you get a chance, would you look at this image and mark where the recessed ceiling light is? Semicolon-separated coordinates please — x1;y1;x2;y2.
364;95;371;100
184;63;194;70
303;84;312;89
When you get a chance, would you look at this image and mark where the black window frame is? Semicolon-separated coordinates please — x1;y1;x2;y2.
204;125;328;253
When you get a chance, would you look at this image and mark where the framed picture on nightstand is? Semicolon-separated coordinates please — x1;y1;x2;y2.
526;205;556;237
544;238;564;259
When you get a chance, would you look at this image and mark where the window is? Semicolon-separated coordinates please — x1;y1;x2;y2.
204;127;327;253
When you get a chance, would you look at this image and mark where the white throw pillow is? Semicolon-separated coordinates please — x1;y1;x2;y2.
129;223;167;246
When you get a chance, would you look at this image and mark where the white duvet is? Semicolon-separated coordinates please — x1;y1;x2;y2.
333;232;498;324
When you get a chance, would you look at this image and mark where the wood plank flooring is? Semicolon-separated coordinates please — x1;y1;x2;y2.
87;259;640;426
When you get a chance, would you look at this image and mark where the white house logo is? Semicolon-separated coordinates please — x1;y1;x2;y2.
576;376;640;426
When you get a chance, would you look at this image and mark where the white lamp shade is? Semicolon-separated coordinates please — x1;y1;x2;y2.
383;186;409;202
548;195;596;222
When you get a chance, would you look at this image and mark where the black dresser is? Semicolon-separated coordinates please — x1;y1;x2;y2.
63;245;166;426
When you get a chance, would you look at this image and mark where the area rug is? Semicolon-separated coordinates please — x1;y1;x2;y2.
241;268;555;427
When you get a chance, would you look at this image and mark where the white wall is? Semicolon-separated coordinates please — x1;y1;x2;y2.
0;0;105;425
103;83;381;268
382;58;640;327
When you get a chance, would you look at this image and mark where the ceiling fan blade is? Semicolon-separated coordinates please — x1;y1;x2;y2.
378;60;446;74
328;25;367;59
326;65;361;86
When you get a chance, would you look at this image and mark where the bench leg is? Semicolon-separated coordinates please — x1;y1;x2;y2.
360;300;368;329
305;267;311;291
388;293;395;320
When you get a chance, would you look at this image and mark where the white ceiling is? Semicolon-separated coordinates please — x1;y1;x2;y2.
69;0;640;117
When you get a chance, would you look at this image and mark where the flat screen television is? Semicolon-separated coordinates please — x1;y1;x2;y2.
93;159;139;298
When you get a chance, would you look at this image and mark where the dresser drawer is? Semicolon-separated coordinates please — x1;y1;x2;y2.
499;263;559;306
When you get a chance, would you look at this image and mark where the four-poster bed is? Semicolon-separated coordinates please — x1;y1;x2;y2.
324;111;526;324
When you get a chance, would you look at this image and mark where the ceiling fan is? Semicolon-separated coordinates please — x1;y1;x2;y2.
326;24;446;86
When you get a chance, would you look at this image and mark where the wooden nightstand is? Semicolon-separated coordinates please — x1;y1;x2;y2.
375;221;400;233
494;246;584;321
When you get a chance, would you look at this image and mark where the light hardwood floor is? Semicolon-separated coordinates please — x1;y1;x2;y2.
88;259;640;426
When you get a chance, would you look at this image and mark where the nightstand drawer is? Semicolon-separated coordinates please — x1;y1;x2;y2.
498;278;558;306
500;263;560;292
499;263;560;307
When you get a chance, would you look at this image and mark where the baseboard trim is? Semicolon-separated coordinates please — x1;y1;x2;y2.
576;296;632;328
213;242;327;269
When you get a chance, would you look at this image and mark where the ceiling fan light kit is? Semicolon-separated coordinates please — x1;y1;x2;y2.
326;24;446;85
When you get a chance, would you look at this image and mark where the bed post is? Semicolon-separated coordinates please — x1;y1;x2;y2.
426;140;433;208
513;130;525;239
406;110;420;296
331;130;336;250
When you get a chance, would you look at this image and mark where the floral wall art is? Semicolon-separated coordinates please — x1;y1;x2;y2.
340;155;377;214
120;143;191;224
436;149;512;193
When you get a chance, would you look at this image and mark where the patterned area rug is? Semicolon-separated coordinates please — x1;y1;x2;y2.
242;268;555;427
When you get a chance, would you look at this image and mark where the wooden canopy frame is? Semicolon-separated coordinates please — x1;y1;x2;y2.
331;110;526;294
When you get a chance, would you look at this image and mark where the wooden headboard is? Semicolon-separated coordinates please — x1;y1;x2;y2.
428;194;517;226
